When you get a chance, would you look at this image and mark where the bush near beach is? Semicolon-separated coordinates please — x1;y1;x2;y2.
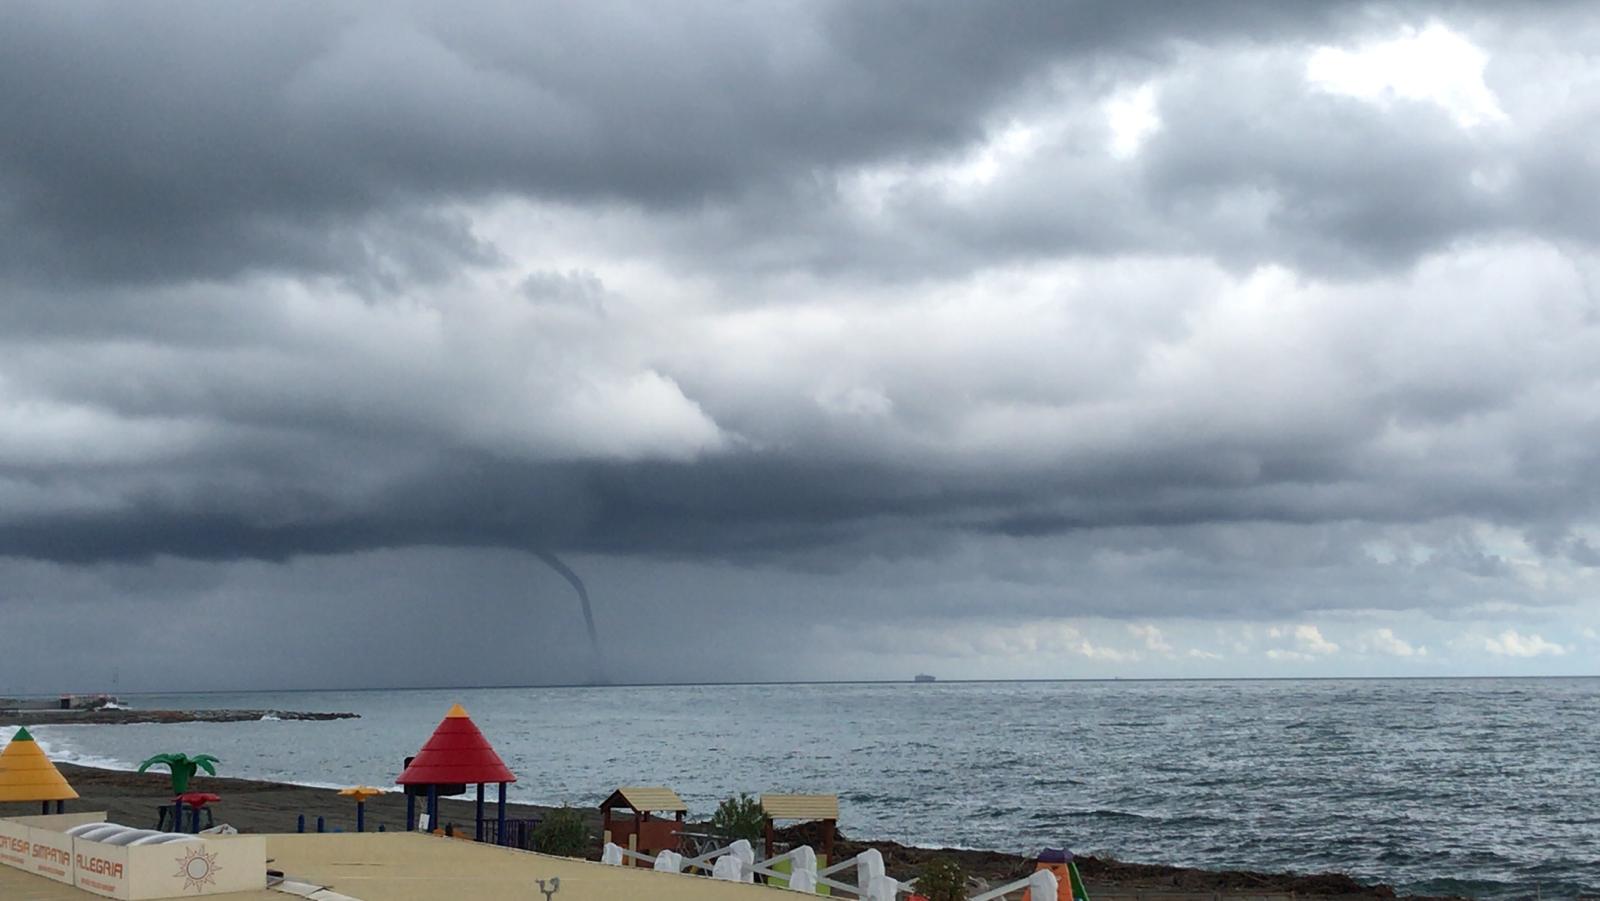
532;805;592;857
710;792;766;843
917;857;969;901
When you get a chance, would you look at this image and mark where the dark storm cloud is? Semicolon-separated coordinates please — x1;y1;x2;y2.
4;0;1600;683
2;0;1561;285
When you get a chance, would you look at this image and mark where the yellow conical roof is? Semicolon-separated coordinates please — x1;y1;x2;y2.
0;727;79;802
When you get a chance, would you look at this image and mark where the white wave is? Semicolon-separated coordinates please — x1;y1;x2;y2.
2;725;139;772
259;714;281;721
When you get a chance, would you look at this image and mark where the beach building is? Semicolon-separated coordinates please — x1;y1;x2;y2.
0;727;79;815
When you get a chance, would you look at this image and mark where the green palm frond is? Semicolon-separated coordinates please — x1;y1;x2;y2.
137;753;180;773
193;755;218;775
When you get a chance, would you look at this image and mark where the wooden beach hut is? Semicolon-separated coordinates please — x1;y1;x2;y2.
396;703;518;844
760;793;838;861
599;786;687;864
0;727;78;814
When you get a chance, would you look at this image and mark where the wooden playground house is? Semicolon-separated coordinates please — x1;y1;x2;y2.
760;793;839;862
599;786;687;864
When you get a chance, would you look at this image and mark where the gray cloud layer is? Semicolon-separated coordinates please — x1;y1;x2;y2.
3;2;1600;684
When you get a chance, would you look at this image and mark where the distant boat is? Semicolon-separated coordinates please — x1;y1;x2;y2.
913;674;936;683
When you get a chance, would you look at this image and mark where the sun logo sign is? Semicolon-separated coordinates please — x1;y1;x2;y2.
173;845;221;892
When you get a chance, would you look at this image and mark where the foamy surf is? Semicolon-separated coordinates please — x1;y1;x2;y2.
1;724;139;772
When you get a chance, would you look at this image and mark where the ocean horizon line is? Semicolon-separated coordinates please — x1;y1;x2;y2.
12;671;1598;699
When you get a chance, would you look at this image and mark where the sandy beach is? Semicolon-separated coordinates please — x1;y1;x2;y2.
6;764;1465;900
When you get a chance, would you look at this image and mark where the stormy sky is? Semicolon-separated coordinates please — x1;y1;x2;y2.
3;1;1599;691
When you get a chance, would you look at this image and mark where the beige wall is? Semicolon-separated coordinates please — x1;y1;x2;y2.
1;812;267;900
266;832;794;901
3;811;107;831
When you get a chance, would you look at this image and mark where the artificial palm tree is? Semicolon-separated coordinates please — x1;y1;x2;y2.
137;753;219;795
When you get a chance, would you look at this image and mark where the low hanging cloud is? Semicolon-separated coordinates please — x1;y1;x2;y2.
1480;630;1567;658
1365;628;1427;658
1266;625;1341;661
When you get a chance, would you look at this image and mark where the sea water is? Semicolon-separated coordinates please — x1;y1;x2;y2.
10;678;1598;898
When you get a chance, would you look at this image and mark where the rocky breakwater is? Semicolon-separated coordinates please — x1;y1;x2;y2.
0;709;358;727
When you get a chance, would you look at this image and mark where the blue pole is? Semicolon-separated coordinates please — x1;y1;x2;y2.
496;782;507;847
357;801;366;833
406;793;416;831
173;799;185;834
191;805;201;833
475;783;485;842
426;786;438;833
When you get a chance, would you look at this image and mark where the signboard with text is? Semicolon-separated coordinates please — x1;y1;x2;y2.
0;814;265;899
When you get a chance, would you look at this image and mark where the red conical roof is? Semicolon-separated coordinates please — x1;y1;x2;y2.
396;704;517;785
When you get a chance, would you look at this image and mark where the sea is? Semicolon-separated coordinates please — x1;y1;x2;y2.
5;678;1597;899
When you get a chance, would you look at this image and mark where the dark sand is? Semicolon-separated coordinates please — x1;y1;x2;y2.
4;765;1463;900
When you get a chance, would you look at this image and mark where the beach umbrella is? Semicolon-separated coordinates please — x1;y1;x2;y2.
339;785;384;832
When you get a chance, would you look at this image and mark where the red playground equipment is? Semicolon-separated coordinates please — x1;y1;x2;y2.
396;703;518;843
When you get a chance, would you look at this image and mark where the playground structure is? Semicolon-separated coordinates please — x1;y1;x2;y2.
1020;847;1090;901
396;703;517;844
598;785;686;864
0;727;78;815
338;785;384;832
136;752;221;835
761;792;839;861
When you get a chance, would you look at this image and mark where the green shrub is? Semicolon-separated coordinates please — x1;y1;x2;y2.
917;856;969;901
709;793;766;843
533;805;592;857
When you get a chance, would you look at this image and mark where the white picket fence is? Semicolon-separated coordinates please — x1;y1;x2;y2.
601;840;1059;900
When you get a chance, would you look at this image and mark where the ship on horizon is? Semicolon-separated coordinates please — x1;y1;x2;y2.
913;673;936;683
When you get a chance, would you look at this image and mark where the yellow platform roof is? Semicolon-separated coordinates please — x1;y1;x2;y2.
760;793;838;821
0;728;78;803
601;786;687;812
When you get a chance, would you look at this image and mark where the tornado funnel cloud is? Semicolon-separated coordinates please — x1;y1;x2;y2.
533;550;606;683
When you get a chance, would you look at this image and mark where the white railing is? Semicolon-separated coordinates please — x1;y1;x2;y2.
602;841;961;899
969;869;1059;901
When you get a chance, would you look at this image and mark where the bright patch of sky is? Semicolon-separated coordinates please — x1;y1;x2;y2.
1306;22;1508;127
1105;83;1161;158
